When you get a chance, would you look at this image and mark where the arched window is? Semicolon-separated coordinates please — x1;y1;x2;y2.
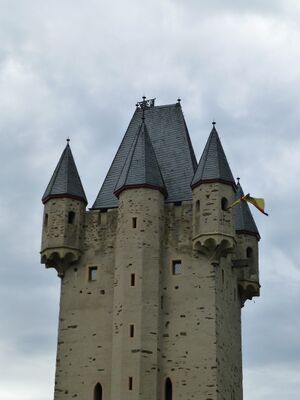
94;383;102;400
165;377;172;400
195;200;200;213
68;211;75;224
221;197;228;211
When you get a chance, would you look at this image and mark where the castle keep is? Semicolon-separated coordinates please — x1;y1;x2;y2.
41;99;260;400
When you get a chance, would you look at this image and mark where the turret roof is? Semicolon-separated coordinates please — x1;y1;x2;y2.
191;125;235;188
114;122;166;196
42;142;87;204
234;182;260;239
92;103;197;209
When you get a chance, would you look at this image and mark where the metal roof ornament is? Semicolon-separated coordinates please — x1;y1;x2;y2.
136;96;156;121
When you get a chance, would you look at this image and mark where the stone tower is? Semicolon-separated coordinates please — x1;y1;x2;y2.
41;99;260;400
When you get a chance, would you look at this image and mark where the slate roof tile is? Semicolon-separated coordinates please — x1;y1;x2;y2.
114;122;166;196
92;103;197;209
42;143;87;204
234;182;260;239
191;126;235;188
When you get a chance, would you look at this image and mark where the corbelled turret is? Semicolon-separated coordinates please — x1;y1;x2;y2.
191;123;236;262
41;140;87;277
233;181;260;305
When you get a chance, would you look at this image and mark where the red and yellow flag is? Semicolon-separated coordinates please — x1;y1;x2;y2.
227;194;268;216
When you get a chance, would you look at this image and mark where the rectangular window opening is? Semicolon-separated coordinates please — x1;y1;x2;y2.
132;217;137;228
88;266;97;281
129;377;133;391
129;324;135;338
172;260;182;275
160;295;164;310
130;273;136;287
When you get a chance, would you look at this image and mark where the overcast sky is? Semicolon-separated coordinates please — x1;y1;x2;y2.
0;1;299;399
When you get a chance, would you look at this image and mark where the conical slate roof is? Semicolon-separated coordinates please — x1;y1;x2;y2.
42;142;87;205
92;103;197;209
191;125;235;188
234;182;260;239
114;122;166;197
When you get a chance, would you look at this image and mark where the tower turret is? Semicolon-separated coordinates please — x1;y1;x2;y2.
111;120;166;400
41;140;87;277
191;123;236;263
233;181;260;305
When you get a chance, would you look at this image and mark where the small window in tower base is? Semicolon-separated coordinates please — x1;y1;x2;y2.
172;260;182;275
128;377;133;390
88;266;97;281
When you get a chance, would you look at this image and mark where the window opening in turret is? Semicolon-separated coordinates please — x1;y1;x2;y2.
130;273;136;286
196;200;200;213
222;269;225;285
128;377;133;390
129;324;135;337
172;260;182;275
94;383;102;400
221;197;228;211
132;217;137;228
68;211;75;224
165;377;172;400
44;213;48;227
89;266;97;281
246;247;253;259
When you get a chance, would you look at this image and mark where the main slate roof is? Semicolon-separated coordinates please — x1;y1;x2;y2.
234;182;260;239
191;125;235;188
42;142;87;205
114;121;166;197
92;103;197;209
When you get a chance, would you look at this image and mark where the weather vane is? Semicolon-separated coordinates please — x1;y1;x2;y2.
136;96;156;121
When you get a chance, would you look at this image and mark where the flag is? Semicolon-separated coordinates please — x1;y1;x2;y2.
227;194;268;216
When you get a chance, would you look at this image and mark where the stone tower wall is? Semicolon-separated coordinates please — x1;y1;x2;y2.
42;184;256;400
52;208;118;399
111;188;164;400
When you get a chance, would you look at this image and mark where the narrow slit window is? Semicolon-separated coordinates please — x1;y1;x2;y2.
89;266;97;281
160;295;164;310
222;269;225;285
172;260;182;275
68;211;75;224
132;217;137;228
44;213;48;227
128;377;133;391
195;200;200;213
246;247;253;258
221;197;228;211
130;273;135;287
129;324;135;338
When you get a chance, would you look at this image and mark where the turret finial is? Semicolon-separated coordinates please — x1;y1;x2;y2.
177;98;181;103
212;121;216;127
66;137;70;143
237;177;240;185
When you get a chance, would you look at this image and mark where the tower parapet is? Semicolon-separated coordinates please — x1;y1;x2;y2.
41;141;87;277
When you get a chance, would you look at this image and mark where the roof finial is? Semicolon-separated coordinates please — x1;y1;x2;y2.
237;177;240;184
212;120;216;127
66;137;70;143
177;98;181;103
136;96;156;122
